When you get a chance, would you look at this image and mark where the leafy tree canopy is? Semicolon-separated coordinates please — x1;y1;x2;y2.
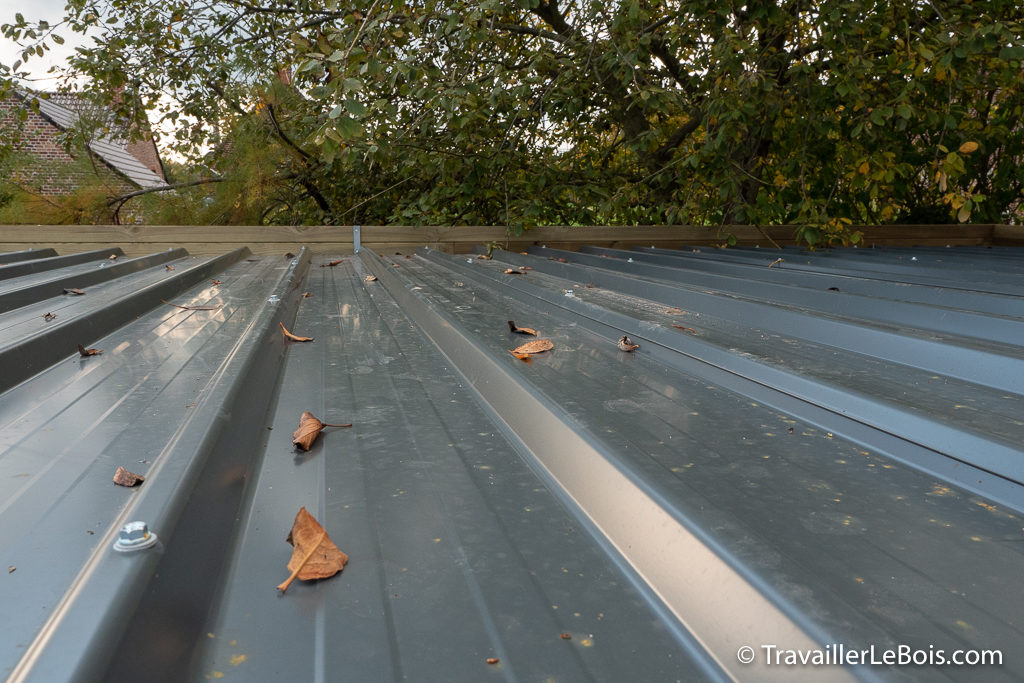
3;1;1023;243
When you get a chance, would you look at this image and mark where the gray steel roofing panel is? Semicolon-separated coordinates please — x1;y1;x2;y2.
1;244;1022;681
0;249;58;265
0;248;123;282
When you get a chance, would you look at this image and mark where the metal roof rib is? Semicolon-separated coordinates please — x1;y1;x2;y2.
1;243;1022;681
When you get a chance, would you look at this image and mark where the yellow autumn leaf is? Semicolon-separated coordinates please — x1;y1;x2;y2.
857;161;869;175
958;141;979;154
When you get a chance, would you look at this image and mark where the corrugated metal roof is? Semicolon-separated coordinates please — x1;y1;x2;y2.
22;92;165;189
1;242;1022;682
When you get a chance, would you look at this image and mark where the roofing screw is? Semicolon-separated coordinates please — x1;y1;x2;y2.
113;521;158;552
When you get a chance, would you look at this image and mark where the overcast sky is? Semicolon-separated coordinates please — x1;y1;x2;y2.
1;0;89;87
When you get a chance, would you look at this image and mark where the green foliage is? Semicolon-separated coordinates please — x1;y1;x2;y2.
4;1;1023;242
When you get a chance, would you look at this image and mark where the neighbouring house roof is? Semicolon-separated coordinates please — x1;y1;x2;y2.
17;90;166;189
0;242;1022;681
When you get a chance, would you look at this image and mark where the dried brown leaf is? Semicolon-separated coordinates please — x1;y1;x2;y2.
113;466;144;487
617;335;639;352
280;321;313;343
301;292;313;298
211;279;222;285
277;507;348;593
510;339;553;361
486;658;499;665
7;566;14;573
671;325;697;334
768;258;785;268
503;268;525;275
78;344;103;357
507;321;537;336
560;633;572;640
43;312;57;321
285;252;296;259
476;254;492;260
292;411;352;451
364;275;378;282
161;299;220;311
63;287;85;295
107;254;118;261
165;264;175;271
321;259;343;268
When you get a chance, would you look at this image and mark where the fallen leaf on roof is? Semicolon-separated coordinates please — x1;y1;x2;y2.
617;336;639;352
165;265;175;271
828;287;840;292
321;259;342;267
503;268;525;275
279;321;313;342
161;299;220;311
302;292;312;298
768;258;785;268
276;507;348;594
585;283;595;288
507;321;537;336
7;566;14;573
510;338;553;361
63;287;85;295
108;254;118;261
113;466;144;487
476;254;491;260
561;633;572;640
486;658;499;665
78;344;103;357
211;279;222;285
364;275;377;282
671;325;697;334
285;252;296;259
292;411;352;451
43;312;57;321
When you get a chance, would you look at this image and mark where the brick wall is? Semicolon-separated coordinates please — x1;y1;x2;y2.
0;98;136;200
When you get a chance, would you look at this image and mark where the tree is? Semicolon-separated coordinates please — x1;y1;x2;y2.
3;1;1023;242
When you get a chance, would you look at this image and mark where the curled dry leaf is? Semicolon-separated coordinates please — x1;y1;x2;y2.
507;321;537;336
161;299;220;311
78;344;103;357
292;411;352;451
768;258;785;268
476;254;492;260
561;633;572;640
503;268;525;275
364;275;378;282
285;252;296;259
321;259;343;268
279;321;314;342
301;292;313;298
510;338;553;361
165;265;175;271
276;507;348;594
43;312;57;321
107;254;118;261
113;466;144;487
211;279;222;285
671;325;697;334
486;658;499;665
617;335;639;352
63;287;85;295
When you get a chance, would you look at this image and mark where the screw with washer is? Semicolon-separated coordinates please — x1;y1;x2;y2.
113;521;158;552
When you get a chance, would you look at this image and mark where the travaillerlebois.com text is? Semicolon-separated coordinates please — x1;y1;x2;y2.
736;643;1002;667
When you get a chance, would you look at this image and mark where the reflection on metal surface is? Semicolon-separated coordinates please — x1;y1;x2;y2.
1;243;1022;682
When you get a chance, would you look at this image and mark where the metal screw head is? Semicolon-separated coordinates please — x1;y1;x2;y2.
113;521;158;552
